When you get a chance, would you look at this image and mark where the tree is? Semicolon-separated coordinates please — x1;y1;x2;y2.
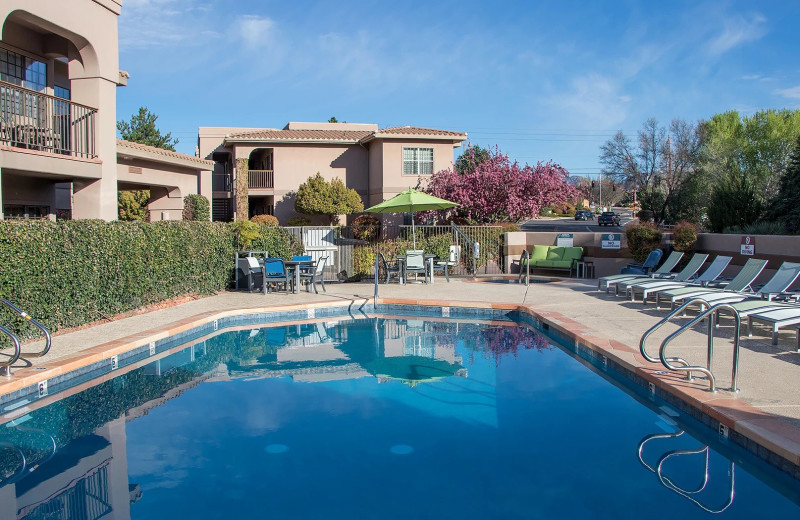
117;107;179;150
424;146;577;223
766;134;800;233
294;172;364;224
455;145;491;175
328;117;338;123
706;175;763;233
235;158;249;221
600;118;700;224
699;109;800;203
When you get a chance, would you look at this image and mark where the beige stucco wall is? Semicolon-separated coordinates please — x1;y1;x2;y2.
233;143;370;224
0;0;122;220
374;139;457;198
117;157;208;221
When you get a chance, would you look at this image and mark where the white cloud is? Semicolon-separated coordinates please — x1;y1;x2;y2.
774;85;800;99
706;13;767;57
237;15;276;50
119;0;217;50
546;74;630;128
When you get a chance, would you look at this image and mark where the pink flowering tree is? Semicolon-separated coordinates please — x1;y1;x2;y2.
423;145;577;222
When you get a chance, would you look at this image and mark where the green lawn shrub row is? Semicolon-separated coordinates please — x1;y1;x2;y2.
0;220;298;341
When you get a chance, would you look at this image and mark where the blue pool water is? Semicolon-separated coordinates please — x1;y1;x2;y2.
0;316;798;519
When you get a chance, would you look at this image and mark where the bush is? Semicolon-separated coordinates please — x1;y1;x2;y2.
351;214;381;242
353;246;376;280
118;190;150;221
625;222;663;262
286;216;312;226
637;209;653;222
723;221;788;235
250;214;279;227
707;177;763;233
230;220;298;256
183;194;210;221
671;221;697;253
0;220;234;340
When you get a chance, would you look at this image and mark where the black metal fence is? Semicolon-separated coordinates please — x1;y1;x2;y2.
285;224;506;281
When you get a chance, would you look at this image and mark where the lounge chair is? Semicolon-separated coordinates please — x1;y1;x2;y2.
263;258;292;294
597;249;663;292
403;250;428;283
680;262;800;311
623;253;709;301
597;249;664;292
300;256;328;293
629;255;732;305
605;251;685;296
652;258;768;310
747;304;800;346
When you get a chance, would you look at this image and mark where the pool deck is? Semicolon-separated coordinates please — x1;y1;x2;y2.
2;275;800;474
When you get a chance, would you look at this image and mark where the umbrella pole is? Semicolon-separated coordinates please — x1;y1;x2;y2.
411;202;416;249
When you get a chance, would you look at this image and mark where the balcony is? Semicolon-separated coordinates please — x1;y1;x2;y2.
0;81;97;159
248;170;274;189
212;173;232;192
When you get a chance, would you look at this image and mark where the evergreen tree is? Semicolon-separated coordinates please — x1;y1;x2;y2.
767;135;800;233
294;172;364;224
117;107;179;151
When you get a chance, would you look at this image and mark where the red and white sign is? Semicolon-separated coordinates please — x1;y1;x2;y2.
740;236;755;256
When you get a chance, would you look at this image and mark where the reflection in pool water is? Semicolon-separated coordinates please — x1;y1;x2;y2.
0;317;797;519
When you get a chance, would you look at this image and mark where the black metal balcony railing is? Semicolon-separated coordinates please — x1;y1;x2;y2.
248;170;274;189
0;80;97;158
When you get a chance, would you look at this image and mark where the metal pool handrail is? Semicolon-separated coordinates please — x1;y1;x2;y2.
0;323;21;377
1;298;52;358
658;302;742;393
518;249;530;286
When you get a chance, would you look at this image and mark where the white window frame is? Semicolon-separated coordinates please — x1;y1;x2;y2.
402;147;434;175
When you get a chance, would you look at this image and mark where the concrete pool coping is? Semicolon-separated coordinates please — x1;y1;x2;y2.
0;280;798;479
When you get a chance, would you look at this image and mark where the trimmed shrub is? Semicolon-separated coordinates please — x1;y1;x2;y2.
250;214;279;227
351;214;381;242
183;194;210;221
625;222;663;262
118;190;150;221
286;216;312;226
0;220;234;339
637;209;653;222
672;221;698;253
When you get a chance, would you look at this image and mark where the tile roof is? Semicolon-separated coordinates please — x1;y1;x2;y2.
117;139;213;167
226;129;374;142
374;126;467;138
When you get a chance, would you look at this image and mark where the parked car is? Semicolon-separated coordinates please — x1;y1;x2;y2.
598;211;621;226
574;210;594;221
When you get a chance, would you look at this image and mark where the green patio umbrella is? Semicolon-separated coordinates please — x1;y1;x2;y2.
362;355;465;386
365;189;458;248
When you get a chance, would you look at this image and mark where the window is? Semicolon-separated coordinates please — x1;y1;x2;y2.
0;48;46;91
3;205;50;219
402;147;434;175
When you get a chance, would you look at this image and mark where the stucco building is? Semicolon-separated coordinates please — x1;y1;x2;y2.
199;122;467;223
0;0;212;221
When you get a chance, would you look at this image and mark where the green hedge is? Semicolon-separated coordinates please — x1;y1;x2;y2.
0;220;299;341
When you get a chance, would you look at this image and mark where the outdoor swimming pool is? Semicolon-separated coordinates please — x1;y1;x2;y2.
1;315;798;519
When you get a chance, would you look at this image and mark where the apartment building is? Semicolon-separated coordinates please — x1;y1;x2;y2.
199;122;467;223
0;0;212;221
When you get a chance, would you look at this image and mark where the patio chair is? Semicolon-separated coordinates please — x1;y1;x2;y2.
652;258;768;310
677;261;800;312
293;255;313;274
404;250;428;283
263;258;292;294
602;251;684;295
597;249;664;292
746;304;800;346
300;256;328;293
236;254;265;292
432;245;460;282
628;255;732;305
378;252;402;284
623;253;709;301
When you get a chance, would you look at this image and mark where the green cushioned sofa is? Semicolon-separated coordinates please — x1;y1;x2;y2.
520;245;583;275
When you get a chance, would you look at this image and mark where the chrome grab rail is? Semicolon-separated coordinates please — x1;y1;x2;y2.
518;249;530;286
640;300;699;369
0;324;21;377
374;252;381;301
0;442;27;485
450;222;477;276
0;298;52;358
658;302;742;393
638;431;735;514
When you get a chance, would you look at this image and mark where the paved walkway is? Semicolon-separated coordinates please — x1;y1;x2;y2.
5;275;800;470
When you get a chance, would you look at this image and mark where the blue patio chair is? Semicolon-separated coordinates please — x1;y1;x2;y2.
263;258;292;294
621;249;664;275
293;255;313;274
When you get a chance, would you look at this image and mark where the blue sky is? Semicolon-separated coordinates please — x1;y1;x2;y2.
116;0;800;177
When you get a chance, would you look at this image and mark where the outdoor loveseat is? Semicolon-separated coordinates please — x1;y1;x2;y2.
520;245;583;275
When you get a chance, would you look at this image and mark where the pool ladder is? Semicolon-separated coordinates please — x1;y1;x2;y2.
0;298;52;377
640;301;742;393
638;431;735;513
518;250;531;286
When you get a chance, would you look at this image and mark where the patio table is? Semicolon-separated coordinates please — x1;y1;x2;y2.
284;259;315;293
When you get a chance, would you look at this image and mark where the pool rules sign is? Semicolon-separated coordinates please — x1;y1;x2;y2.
602;233;621;249
741;236;755;256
